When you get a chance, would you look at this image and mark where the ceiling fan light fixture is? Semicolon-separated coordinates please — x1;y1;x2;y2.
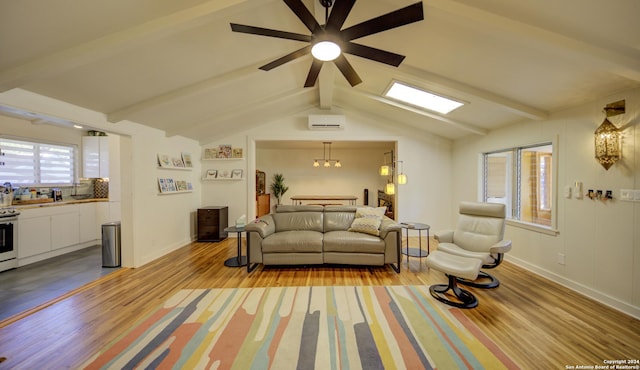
311;40;341;61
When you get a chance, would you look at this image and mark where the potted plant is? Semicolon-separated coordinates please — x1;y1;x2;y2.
270;173;289;205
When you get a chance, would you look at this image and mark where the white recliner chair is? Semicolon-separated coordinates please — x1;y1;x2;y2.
435;201;512;288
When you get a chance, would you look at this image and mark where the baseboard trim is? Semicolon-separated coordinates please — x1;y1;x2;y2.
506;255;640;320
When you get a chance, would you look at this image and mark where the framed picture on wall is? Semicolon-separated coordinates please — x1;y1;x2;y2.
256;170;266;194
218;144;232;159
172;157;185;167
231;169;243;179
181;152;193;167
204;148;217;159
158;154;171;167
158;178;168;193
205;169;218;179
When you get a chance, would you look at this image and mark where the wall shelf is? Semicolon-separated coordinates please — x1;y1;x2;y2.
157;190;193;195
157;166;192;171
201;178;243;181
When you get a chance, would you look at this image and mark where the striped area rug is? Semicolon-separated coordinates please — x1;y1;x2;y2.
83;286;519;369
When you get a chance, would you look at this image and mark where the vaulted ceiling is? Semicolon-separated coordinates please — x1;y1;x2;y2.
1;0;638;144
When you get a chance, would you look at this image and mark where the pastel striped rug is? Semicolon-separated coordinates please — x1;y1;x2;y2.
83;286;519;369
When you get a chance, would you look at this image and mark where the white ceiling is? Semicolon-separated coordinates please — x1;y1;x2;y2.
1;0;638;143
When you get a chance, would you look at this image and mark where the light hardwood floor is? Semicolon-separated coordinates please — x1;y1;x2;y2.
0;237;638;369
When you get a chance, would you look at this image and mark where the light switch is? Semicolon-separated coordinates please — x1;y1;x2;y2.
620;189;633;201
574;181;583;199
564;186;572;198
635;190;640;201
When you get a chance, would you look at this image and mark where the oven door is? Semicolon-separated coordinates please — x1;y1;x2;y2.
0;218;17;263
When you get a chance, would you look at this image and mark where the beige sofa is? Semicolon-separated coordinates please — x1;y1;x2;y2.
244;205;402;272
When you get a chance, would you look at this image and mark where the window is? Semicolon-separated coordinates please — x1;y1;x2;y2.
0;137;76;185
483;143;553;228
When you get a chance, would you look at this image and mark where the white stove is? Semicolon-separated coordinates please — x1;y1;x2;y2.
0;207;19;218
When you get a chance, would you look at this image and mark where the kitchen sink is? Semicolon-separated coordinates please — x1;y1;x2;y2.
70;194;93;200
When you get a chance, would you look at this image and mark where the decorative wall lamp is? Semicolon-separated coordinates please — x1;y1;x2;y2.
594;100;624;170
313;141;341;168
379;150;407;194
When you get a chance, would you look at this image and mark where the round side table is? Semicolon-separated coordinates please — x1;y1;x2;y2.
400;222;430;269
223;226;247;267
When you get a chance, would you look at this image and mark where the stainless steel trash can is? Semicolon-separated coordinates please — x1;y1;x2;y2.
102;221;121;267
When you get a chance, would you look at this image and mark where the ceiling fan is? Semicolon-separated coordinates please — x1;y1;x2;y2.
230;0;424;87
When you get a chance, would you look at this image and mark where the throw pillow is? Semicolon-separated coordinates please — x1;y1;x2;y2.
349;216;382;236
355;206;386;219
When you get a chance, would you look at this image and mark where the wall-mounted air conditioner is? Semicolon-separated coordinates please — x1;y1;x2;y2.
308;115;345;130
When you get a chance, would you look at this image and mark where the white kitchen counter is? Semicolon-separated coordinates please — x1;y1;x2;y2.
13;198;108;210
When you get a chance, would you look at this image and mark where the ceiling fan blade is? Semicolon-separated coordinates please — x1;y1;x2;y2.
340;2;424;41
304;59;324;87
260;45;312;71
230;23;311;43
343;42;405;67
325;0;356;32
333;55;362;86
283;0;322;33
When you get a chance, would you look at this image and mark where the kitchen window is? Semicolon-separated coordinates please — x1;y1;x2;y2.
482;142;554;229
0;137;76;185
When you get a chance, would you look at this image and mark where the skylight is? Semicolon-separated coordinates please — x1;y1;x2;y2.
384;82;464;114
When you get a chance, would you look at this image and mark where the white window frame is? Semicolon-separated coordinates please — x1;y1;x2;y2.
0;136;77;186
482;140;558;235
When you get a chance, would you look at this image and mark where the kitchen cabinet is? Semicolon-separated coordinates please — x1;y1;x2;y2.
17;203;101;264
79;203;99;242
197;206;228;242
18;216;52;258
51;212;80;250
83;136;109;178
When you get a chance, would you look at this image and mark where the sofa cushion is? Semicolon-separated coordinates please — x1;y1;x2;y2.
276;205;324;213
261;230;324;253
272;212;323;233
323;231;386;253
348;216;382;236
324;211;355;232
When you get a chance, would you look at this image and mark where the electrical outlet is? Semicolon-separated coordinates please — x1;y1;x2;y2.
557;253;566;265
621;189;633;201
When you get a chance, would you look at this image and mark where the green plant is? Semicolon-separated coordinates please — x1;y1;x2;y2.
270;173;289;205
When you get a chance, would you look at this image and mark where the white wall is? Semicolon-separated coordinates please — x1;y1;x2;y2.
201;107;453;230
0;89;202;268
452;87;640;318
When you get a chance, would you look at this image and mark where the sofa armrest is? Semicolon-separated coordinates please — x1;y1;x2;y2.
490;239;512;254
379;217;401;239
245;215;275;238
434;230;454;243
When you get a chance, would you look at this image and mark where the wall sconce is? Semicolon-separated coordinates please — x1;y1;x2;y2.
313;142;341;168
594;100;624;170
